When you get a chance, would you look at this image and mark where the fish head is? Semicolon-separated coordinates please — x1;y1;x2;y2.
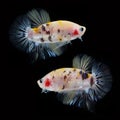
71;25;86;41
37;77;53;92
79;25;86;36
37;72;64;92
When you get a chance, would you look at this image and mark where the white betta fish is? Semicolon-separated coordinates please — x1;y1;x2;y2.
37;54;112;111
9;9;86;62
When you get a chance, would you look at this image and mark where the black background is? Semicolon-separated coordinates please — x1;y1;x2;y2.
3;0;119;119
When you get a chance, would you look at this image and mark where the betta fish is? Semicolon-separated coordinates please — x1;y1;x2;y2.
37;54;112;112
9;9;86;62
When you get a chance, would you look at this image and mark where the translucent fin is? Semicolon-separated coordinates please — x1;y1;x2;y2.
41;44;57;59
31;42;69;62
90;62;112;101
27;9;50;27
72;54;95;73
42;89;49;93
57;90;95;112
48;42;70;56
9;15;34;53
13;40;68;63
78;37;83;41
85;94;95;112
27;43;59;63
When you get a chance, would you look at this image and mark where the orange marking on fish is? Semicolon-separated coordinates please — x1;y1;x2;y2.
32;28;39;33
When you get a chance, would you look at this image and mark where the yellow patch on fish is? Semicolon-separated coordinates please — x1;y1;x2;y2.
77;72;80;77
57;36;63;41
32;28;39;33
57;68;66;73
46;22;51;26
87;73;91;78
57;20;63;26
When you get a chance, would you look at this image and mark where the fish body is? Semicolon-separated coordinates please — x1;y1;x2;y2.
37;68;92;92
37;54;112;111
9;9;86;61
28;20;86;43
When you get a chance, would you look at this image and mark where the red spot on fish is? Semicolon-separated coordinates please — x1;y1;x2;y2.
90;77;94;86
73;29;79;35
45;78;51;87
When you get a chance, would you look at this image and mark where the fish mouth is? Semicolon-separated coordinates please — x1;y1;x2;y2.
37;80;42;88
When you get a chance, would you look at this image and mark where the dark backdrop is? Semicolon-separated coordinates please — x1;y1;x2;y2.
3;0;119;119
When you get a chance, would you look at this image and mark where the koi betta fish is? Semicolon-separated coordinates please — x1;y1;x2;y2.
37;54;112;112
9;9;86;62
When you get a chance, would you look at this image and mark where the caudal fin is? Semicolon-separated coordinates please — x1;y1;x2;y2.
72;54;112;101
90;62;112;101
9;15;34;53
9;9;54;62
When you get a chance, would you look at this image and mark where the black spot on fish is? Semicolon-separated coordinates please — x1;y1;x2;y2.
41;25;46;31
52;76;54;79
64;75;67;80
46;31;50;34
41;38;44;42
46;23;49;26
82;72;88;80
80;71;82;74
62;85;65;89
59;38;62;41
48;36;52;41
68;33;71;35
82;73;84;80
58;29;60;33
73;68;76;72
84;73;88;79
68;71;71;75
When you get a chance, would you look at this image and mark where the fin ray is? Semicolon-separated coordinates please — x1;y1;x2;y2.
72;54;95;73
27;9;50;27
48;42;69;56
57;90;95;111
9;15;33;52
89;62;112;101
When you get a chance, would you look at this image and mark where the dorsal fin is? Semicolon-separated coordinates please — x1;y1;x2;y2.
72;54;95;73
27;9;50;27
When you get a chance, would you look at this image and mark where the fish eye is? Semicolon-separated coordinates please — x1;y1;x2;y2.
80;27;84;32
40;79;42;83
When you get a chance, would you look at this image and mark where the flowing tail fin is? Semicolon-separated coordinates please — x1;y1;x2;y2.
9;15;34;53
90;62;112;101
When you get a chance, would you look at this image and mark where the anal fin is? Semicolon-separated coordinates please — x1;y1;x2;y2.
48;41;70;56
57;90;96;112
